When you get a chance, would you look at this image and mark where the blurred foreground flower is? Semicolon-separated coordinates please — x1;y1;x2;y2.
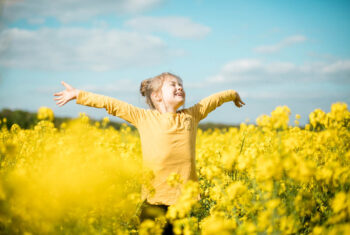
37;106;54;121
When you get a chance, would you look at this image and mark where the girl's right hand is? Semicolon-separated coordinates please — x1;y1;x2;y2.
53;81;80;107
234;92;246;108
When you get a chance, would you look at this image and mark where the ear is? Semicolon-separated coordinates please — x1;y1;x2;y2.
151;91;162;103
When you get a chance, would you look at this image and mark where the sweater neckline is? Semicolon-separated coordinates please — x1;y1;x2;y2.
155;110;180;116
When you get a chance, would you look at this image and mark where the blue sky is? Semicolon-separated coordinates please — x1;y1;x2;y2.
0;0;349;125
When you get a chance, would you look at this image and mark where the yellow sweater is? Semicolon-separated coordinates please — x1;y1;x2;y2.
76;89;237;205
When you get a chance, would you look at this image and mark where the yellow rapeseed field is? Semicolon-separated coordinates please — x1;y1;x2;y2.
0;103;349;234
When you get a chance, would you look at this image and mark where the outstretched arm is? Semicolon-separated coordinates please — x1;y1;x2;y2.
188;90;245;122
53;81;144;126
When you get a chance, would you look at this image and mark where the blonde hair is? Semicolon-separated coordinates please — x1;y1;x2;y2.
140;72;182;109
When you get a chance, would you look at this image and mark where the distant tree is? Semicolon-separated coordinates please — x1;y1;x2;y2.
0;109;38;129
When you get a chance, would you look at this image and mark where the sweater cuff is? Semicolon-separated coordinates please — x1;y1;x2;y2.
76;90;85;105
230;90;237;102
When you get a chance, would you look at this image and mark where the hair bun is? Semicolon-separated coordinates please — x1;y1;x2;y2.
140;79;151;97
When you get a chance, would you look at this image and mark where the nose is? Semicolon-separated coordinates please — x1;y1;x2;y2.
177;85;183;91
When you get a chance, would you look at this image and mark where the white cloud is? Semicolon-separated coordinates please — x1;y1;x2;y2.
35;79;138;95
254;35;307;53
0;27;180;71
213;60;296;79
124;16;211;39
80;80;138;93
321;60;350;74
2;0;163;23
222;59;261;73
206;58;350;84
240;90;349;99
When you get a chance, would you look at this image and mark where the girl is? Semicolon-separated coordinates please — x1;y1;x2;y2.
53;72;245;234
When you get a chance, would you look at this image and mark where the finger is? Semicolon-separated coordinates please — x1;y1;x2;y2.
61;81;72;90
57;100;65;105
53;97;62;101
60;100;68;106
57;97;65;102
54;92;63;96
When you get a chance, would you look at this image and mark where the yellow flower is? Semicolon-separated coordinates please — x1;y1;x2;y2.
201;213;236;235
37;106;54;121
167;173;183;187
226;181;247;200
332;192;348;214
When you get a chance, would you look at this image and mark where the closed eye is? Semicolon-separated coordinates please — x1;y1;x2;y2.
169;80;183;87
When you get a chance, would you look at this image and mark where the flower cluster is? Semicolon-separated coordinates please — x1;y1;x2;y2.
308;102;350;130
0;112;143;234
37;106;55;122
256;105;291;131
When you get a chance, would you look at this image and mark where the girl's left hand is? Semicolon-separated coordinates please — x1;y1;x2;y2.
234;92;245;108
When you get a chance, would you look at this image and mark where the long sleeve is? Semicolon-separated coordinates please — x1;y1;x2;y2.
76;90;145;127
188;90;237;122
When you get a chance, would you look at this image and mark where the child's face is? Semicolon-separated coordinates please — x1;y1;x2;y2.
160;76;185;110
